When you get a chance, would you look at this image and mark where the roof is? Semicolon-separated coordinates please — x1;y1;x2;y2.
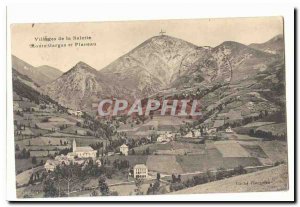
120;144;128;148
75;146;95;152
45;160;59;166
134;164;147;169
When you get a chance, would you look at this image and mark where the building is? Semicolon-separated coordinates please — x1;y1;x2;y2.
44;160;59;172
55;154;73;165
68;109;83;117
76;129;87;136
157;132;173;143
44;140;96;172
120;144;129;156
95;159;102;167
68;139;97;158
133;164;148;179
207;128;217;134
225;126;233;133
183;130;201;138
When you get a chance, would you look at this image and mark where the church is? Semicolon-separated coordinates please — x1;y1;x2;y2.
68;139;97;159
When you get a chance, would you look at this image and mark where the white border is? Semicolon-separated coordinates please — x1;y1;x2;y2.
5;1;295;202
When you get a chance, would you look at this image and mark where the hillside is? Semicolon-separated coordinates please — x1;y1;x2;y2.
12;55;62;86
12;71;61;106
249;34;284;55
36;65;63;82
170;164;288;194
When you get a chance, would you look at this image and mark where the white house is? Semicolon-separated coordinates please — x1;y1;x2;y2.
74;110;83;117
133;164;148;179
95;159;102;167
55;154;73;165
184;130;201;138
67;109;83;117
225;126;233;133
44;160;59;172
76;129;87;136
207;128;217;134
67;139;97;158
120;144;129;156
157;132;173;143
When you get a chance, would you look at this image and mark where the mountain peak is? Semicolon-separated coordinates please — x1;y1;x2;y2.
75;61;92;68
268;34;283;43
65;61;98;75
248;34;284;55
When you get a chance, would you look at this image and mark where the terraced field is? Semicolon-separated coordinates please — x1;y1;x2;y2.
176;149;261;173
147;155;183;174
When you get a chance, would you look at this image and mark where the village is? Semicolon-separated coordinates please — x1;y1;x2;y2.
11;22;288;197
13;91;287;197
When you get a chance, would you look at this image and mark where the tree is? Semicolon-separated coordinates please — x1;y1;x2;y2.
31;156;37;164
28;174;34;185
134;179;143;195
99;176;109;196
233;165;246;175
156;173;161;181
60;164;80;196
177;174;181;182
43;178;59;197
152;180;160;194
145;147;150;155
171;174;176;183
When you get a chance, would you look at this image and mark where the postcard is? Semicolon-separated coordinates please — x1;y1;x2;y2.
9;17;289;199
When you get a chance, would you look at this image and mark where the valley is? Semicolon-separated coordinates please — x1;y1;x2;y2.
11;33;287;198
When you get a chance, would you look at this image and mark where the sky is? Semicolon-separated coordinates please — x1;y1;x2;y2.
11;16;283;72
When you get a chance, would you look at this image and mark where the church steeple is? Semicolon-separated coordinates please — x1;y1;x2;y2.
73;139;76;152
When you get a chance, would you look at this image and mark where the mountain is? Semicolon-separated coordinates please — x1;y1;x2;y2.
35;65;63;82
100;35;232;93
12;68;40;91
249;34;284;55
11;55;62;86
12;69;63;106
40;62;113;110
39;35;282;111
211;41;277;82
101;35;197;86
41;35;229;110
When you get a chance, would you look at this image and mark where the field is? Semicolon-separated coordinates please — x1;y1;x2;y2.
108;155;148;167
133;141;205;155
259;140;288;162
214;141;250;157
176;149;261;173
147;155;183;174
16;166;44;187
256;123;287;136
243;122;275;128
169;164;288;194
15;158;47;173
241;144;268;158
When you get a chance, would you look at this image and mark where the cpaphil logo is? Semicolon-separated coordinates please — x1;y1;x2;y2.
97;98;202;118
